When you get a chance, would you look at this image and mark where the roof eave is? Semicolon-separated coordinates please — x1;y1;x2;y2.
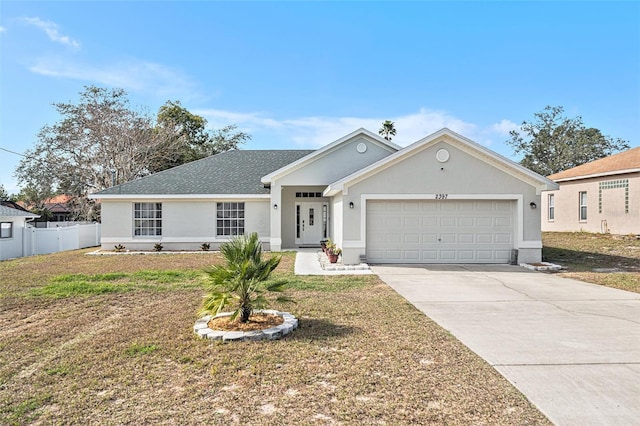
551;168;640;183
88;193;271;200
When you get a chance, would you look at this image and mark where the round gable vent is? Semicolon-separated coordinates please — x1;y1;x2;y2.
436;148;450;163
356;142;367;153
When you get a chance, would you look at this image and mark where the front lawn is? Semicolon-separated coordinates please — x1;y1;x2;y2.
0;249;549;425
542;232;640;293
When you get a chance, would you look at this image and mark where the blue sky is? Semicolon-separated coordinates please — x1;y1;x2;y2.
1;1;639;194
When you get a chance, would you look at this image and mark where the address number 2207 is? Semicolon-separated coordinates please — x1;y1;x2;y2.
435;194;448;200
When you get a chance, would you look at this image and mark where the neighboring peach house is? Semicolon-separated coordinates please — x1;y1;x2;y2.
541;147;640;235
18;194;73;222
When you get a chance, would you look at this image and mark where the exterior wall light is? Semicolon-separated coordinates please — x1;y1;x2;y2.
530;202;537;209
349;202;354;209
273;204;278;210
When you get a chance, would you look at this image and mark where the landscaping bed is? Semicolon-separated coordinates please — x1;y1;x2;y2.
0;249;549;425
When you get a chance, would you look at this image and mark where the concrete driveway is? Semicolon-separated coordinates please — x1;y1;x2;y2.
372;264;640;426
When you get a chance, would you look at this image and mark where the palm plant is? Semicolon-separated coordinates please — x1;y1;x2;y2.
378;120;397;141
200;233;287;323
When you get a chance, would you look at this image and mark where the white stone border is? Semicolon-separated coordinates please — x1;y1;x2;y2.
520;262;563;272
193;310;298;342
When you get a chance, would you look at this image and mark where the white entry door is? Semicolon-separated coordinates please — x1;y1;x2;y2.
296;202;325;245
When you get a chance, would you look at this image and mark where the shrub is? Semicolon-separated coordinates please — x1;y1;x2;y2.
200;233;288;323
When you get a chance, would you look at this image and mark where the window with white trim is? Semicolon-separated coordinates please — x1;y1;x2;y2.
134;203;162;236
548;194;555;221
579;192;587;221
217;202;245;236
0;222;13;239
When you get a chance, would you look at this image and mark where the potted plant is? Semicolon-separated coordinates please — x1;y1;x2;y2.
320;239;328;253
325;240;342;264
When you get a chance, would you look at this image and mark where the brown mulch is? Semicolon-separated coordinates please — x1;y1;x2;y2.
208;313;284;331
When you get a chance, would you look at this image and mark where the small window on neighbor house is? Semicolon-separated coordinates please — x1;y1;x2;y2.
216;202;245;236
579;192;587;221
134;203;162;236
548;194;555;221
0;222;13;238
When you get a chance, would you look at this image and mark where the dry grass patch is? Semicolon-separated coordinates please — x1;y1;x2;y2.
1;249;549;425
543;232;640;293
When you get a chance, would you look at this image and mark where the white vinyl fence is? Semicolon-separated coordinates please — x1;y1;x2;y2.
0;223;101;261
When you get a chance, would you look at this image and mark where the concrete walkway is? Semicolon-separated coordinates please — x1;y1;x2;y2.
294;248;373;275
372;264;640;426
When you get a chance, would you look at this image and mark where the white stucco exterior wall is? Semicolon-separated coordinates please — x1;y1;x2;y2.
99;199;270;250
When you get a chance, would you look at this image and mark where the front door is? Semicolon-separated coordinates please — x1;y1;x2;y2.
296;202;326;245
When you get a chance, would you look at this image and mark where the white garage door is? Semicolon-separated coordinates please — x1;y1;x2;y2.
366;200;515;263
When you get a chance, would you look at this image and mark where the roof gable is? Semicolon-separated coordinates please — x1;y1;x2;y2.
91;150;314;198
547;146;640;182
325;128;558;195
261;128;400;185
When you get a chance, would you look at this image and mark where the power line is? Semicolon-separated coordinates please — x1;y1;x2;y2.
0;147;27;157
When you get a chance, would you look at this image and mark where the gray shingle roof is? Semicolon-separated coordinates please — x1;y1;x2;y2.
94;149;315;196
0;204;39;217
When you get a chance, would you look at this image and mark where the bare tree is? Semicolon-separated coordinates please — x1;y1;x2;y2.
15;86;172;220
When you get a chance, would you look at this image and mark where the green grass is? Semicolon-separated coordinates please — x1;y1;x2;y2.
1;394;52;425
126;343;160;356
29;270;206;298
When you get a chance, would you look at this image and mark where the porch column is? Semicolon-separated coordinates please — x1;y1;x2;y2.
269;183;282;251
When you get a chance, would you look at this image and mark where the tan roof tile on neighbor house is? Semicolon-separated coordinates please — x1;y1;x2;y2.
547;146;640;181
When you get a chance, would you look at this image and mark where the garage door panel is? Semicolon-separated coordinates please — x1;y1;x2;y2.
495;250;511;261
404;250;420;260
387;234;402;244
440;250;457;260
386;249;402;260
422;233;438;243
441;217;456;227
403;202;420;212
459;250;475;260
386;216;402;227
404;233;420;244
366;200;514;264
477;233;493;243
476;217;493;227
404;217;420;227
440;233;456;243
422;250;438;260
422;217;438;227
495;233;512;244
459;234;474;244
459;217;474;227
495;217;512;227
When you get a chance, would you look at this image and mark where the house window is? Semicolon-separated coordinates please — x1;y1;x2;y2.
134;203;162;236
217;202;245;236
579;192;587;221
0;222;13;239
548;194;555;221
295;192;323;198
